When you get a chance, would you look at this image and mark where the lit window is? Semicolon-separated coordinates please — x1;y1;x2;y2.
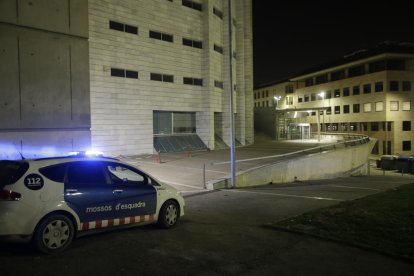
402;101;411;111
364;103;372;112
390;101;399;111
375;101;384;112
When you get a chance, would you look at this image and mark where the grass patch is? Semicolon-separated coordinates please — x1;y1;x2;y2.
274;183;414;261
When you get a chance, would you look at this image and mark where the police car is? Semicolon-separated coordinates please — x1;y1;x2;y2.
0;152;185;254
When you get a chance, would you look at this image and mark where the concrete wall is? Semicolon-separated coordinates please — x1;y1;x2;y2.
0;0;90;159
209;138;376;189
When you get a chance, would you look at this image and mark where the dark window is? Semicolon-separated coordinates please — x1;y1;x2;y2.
163;74;174;83
311;93;316;101
124;24;138;34
109;20;124;31
150;30;173;42
213;7;223;18
326;107;332;115
348;65;365;77
387;59;405;70
305;78;313;87
403;121;411;131
334;106;340;114
331;70;345;81
39;163;67;183
315;74;328;84
150;73;163;81
352;85;360;95
304;95;309;102
0;161;29;185
343;105;350;113
353;104;360;113
67;162;106;185
182;0;202;11
334;89;340;97
343;87;350;96
389;81;399;91
125;70;138;79
214;80;224;89
285;85;294;94
368;60;386;73
214;44;223;54
402;81;411;91
182;38;203;49
326;90;332;99
184;77;202;86
111;68;125;77
363;84;371;94
371;122;379;131
375;81;383;92
350;122;357;131
403;141;411;151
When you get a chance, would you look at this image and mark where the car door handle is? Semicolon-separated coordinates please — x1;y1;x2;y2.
113;189;123;194
66;189;78;194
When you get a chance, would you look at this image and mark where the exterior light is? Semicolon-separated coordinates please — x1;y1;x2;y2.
318;91;325;98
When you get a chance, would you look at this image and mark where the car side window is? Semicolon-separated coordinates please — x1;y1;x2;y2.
67;161;107;186
39;163;67;183
105;163;146;185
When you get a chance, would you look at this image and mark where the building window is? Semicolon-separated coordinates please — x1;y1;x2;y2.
352;85;360;95
326;90;332;99
364;103;372;112
371;122;379;131
348;65;365;77
154;111;196;135
182;38;203;49
375;81;384;92
183;77;203;86
402;101;411;111
285;85;294;94
326;107;332;115
353;104;360;113
305;78;313;87
331;70;345;81
343;87;350;97
390;101;399;111
150;30;173;42
111;68;138;79
315;74;328;84
214;80;224;89
389;81;399;91
109;20;138;35
151;73;174;82
360;122;368;131
402;81;412;91
298;96;303;103
403;141;411;151
334;89;340;97
403;121;411;131
182;0;202;11
350;122;357;131
304;95;309;102
375;101;384;112
311;93;316;101
286;96;293;105
214;44;223;54
341;123;347;131
343;105;350;114
334;106;340;114
363;84;371;94
213;7;223;19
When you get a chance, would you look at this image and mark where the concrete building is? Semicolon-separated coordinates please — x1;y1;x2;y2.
0;0;253;158
254;42;414;156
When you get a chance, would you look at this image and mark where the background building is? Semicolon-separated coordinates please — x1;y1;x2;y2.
0;0;253;158
254;42;414;156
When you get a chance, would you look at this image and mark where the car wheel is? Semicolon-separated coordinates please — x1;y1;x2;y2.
158;200;179;229
33;214;75;254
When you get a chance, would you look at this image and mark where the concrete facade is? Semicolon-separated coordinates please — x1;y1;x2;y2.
89;0;253;156
0;0;90;159
254;43;414;156
0;0;253;158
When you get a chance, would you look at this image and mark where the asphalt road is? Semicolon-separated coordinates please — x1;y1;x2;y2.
1;175;414;275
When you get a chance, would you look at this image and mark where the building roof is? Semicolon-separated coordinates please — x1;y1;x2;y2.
291;41;414;79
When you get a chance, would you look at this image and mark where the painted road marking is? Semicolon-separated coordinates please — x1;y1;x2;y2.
330;185;380;191
225;189;343;201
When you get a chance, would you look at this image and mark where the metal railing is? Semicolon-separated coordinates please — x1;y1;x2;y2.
203;133;371;188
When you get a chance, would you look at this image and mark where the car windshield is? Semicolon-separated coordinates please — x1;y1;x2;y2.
0;161;29;188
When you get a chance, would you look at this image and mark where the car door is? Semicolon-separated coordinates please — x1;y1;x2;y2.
64;161;115;223
103;162;157;218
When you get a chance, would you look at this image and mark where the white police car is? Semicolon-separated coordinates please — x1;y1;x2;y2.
0;153;185;254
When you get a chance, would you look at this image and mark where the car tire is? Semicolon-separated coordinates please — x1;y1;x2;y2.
33;214;75;254
158;200;179;229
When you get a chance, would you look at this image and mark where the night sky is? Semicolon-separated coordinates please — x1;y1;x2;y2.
252;0;414;87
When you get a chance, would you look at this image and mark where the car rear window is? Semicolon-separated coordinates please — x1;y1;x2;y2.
0;161;29;188
39;163;68;183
